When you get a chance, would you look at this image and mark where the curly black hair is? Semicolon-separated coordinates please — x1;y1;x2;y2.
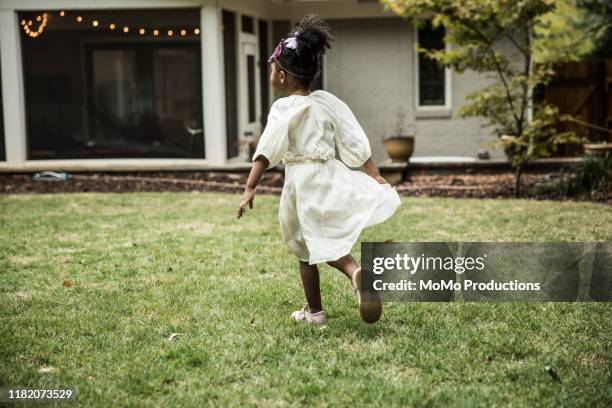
274;15;334;88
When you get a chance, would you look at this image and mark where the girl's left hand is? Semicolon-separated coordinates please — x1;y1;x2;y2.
236;187;256;219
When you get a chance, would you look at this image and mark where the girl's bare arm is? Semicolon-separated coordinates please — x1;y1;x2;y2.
236;156;269;219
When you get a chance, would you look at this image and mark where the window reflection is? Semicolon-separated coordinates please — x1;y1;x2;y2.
418;21;446;107
20;9;204;159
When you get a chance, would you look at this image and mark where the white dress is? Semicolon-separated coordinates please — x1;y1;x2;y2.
253;90;401;265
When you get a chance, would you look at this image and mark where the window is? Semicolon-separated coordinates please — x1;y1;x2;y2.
0;56;4;161
223;10;238;158
246;54;256;123
258;19;269;128
416;21;448;108
241;15;254;34
19;9;204;159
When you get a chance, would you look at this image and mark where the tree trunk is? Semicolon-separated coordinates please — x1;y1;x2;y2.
514;165;523;197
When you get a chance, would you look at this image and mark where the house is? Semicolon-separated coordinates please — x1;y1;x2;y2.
0;0;511;173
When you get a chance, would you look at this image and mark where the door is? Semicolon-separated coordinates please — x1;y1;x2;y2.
84;42;204;159
238;40;261;159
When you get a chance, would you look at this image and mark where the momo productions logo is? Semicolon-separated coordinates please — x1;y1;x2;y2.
361;242;611;302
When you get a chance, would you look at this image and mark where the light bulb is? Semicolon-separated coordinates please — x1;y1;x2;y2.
123;26;129;33
153;29;159;36
194;28;200;35
139;28;145;35
76;16;83;23
180;29;186;36
59;11;65;17
109;23;116;30
92;20;99;27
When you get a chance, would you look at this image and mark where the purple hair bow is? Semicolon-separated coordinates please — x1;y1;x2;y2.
284;31;299;49
267;31;299;63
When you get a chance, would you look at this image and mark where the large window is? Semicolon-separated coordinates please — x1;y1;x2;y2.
416;21;447;107
0;56;5;161
19;9;204;159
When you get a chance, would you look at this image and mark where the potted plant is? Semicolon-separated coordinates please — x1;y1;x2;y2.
384;107;415;162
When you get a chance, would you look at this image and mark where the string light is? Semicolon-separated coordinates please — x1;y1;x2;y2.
19;10;201;40
22;13;47;38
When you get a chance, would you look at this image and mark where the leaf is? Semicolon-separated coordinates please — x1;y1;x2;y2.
38;366;58;374
167;333;182;341
63;280;72;288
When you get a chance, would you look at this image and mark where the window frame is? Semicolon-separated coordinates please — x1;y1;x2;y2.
414;21;452;116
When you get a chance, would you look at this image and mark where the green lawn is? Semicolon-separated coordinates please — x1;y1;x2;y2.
0;193;610;407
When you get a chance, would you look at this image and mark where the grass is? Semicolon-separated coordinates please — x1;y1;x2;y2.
0;192;610;407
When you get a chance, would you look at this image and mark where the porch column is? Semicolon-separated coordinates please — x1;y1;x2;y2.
0;9;27;166
201;1;227;165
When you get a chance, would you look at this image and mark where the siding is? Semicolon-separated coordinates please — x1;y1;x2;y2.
324;17;512;161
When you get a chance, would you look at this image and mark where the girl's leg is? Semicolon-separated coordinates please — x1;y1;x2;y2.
299;260;323;313
327;254;359;281
329;253;382;323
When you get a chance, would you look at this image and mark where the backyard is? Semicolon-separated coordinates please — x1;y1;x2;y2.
0;192;610;406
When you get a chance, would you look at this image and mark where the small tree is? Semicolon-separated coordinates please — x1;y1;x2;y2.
382;0;611;196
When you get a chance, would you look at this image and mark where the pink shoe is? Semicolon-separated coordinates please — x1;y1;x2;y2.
291;304;326;324
352;267;382;324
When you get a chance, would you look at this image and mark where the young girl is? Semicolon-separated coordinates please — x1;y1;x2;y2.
236;15;401;324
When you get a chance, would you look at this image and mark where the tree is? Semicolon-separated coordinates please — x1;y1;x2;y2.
381;0;611;196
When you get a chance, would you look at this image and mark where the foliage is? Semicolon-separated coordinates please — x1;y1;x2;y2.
381;0;611;194
566;153;612;200
575;0;612;57
497;105;580;169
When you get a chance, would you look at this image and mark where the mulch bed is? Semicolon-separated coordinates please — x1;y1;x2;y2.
1;170;608;203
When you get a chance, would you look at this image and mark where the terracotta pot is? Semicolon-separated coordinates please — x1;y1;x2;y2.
384;136;415;162
583;143;612;156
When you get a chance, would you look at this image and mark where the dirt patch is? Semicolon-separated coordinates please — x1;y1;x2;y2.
0;170;608;203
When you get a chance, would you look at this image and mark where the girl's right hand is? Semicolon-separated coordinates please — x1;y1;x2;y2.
236;187;256;219
373;175;389;185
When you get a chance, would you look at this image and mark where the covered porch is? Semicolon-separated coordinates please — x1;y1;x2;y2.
0;0;399;172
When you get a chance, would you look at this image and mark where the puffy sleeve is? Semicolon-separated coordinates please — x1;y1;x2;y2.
329;94;372;167
252;99;290;169
252;98;310;169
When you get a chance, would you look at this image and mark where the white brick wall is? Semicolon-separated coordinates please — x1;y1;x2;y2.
324;17;516;161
